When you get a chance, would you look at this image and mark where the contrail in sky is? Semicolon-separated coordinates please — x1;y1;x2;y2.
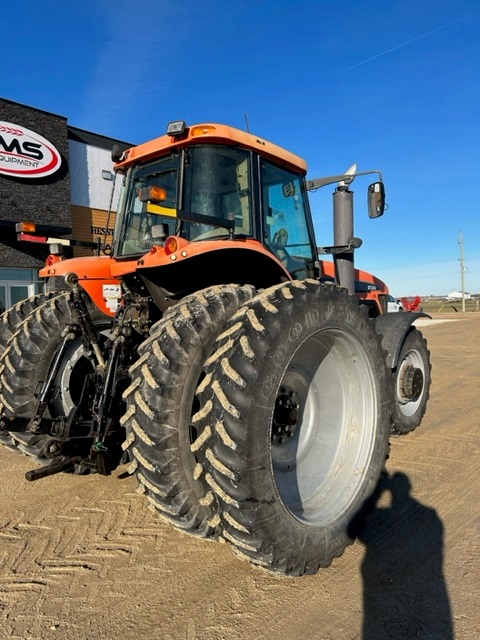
349;12;478;69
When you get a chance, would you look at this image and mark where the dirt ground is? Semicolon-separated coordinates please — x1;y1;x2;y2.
0;314;478;640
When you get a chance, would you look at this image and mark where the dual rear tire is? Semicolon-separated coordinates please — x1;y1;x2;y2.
0;293;56;449
193;280;391;575
121;284;256;537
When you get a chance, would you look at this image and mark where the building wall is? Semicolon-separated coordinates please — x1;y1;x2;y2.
0;98;71;268
0;98;132;311
69;140;123;257
71;204;117;257
69;140;123;210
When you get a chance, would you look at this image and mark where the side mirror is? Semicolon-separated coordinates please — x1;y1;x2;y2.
152;223;169;243
368;182;385;218
112;144;125;163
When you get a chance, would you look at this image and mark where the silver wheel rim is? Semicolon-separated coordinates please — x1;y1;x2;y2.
52;340;95;416
271;328;378;526
396;348;425;417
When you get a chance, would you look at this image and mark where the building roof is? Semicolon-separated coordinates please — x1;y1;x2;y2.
1;96;133;152
0;96;67;121
68;126;133;153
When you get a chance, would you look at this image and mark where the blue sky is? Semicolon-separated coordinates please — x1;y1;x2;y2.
2;0;479;296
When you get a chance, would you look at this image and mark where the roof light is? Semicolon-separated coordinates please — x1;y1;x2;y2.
191;125;216;137
138;185;167;203
15;221;36;233
166;121;187;137
48;243;64;256
164;236;178;255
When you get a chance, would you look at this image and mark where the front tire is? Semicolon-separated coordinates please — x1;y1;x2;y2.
390;327;431;435
194;280;391;575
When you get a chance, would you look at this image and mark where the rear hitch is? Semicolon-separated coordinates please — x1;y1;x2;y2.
0;415;30;434
66;273;106;370
92;442;112;476
10;284;137;480
25;456;81;481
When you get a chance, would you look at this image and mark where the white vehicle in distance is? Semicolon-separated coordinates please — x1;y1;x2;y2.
387;294;404;312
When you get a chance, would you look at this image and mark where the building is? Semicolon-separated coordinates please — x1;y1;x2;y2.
0;97;132;312
446;291;471;300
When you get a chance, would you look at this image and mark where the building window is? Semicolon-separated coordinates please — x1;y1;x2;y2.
0;268;44;314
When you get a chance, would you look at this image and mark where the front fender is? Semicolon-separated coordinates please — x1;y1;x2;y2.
375;312;430;369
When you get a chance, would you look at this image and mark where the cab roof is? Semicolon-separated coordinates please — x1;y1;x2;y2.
114;123;308;174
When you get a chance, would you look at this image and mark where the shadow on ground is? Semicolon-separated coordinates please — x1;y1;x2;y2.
354;471;454;640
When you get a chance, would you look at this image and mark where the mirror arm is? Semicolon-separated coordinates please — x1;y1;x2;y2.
318;237;363;255
306;169;384;191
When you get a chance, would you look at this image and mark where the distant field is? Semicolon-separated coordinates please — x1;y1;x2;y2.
418;298;480;314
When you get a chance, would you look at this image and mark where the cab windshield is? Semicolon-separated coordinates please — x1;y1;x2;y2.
115;145;253;257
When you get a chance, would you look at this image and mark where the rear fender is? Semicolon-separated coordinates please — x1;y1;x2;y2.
39;256;123;317
375;312;430;369
135;245;292;311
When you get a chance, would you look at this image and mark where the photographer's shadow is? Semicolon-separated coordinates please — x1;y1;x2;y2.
354;472;454;640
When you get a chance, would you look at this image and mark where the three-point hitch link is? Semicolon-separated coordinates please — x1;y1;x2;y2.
3;275;127;481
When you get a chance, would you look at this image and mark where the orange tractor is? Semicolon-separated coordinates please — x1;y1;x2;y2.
0;121;431;575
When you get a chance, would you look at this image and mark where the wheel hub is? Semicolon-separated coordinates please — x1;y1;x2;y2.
272;388;300;445
399;366;424;401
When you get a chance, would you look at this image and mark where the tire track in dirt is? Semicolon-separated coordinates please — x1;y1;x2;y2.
0;465;164;608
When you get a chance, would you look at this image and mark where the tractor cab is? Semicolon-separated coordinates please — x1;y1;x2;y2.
111;122;318;281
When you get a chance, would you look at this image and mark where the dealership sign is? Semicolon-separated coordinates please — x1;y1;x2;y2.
0;121;62;178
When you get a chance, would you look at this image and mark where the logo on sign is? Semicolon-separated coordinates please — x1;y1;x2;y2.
0;121;62;178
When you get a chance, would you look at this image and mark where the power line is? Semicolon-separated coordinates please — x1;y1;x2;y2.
363;256;480;271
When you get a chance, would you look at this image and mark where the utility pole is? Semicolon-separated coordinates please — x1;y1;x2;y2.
458;230;466;313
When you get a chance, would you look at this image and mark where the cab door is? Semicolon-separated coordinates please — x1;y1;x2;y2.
260;159;317;279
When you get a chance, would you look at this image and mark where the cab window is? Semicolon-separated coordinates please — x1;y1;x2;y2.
116;155;178;256
183;146;252;241
261;161;316;279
